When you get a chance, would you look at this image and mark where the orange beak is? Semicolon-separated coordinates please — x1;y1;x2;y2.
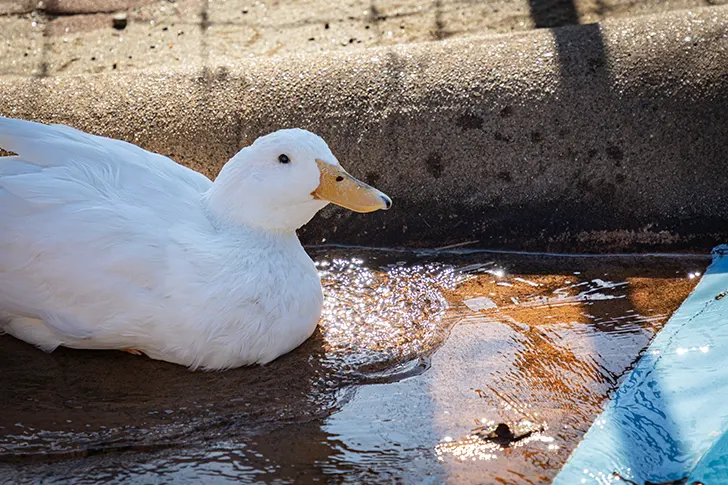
312;160;392;213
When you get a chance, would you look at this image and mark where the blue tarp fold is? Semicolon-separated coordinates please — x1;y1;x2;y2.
554;246;728;484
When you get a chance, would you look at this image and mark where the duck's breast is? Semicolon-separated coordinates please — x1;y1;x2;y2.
138;231;323;370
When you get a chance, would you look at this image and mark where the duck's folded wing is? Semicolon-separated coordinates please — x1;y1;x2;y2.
0;116;212;214
0;117;215;341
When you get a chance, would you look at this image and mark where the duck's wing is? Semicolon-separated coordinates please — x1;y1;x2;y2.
0;117;215;342
0;116;212;217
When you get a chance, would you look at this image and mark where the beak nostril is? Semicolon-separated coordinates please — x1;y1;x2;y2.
335;176;344;182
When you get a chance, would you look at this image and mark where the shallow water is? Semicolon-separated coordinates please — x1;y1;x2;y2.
0;249;706;484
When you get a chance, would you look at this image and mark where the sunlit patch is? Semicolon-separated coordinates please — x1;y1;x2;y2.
514;277;540;287
435;435;500;462
463;296;497;311
677;345;710;355
546;279;629;305
317;258;465;369
435;420;553;462
456;273;670;332
491;269;506;279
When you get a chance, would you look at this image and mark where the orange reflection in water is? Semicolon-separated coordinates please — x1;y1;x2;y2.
432;265;701;484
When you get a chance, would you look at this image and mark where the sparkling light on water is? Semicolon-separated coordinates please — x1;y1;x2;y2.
317;258;464;368
435;420;553;462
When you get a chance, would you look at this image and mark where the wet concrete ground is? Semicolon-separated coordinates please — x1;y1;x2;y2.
0;249;706;484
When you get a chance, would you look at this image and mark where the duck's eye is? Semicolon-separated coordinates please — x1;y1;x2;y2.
278;154;290;164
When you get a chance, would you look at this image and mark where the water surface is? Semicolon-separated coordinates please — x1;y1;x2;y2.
0;249;706;484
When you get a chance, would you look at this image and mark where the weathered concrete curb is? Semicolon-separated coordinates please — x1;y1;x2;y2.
1;6;727;252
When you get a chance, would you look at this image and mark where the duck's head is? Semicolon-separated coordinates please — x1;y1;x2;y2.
207;129;392;231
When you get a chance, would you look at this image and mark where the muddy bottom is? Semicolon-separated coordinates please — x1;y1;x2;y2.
0;248;706;484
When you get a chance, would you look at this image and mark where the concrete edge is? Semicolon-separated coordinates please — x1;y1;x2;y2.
1;5;727;252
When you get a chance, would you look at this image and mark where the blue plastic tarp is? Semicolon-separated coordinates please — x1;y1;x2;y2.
554;246;728;484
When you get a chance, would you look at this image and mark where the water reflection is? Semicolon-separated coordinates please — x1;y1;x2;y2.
3;421;347;484
425;255;704;484
435;420;556;463
0;250;706;484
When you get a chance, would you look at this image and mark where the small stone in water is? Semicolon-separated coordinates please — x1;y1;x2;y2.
474;421;543;446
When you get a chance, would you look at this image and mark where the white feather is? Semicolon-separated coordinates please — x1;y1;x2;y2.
0;117;331;370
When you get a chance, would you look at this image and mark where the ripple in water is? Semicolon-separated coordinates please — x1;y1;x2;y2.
317;258;464;371
0;256;466;463
0;251;706;484
435;420;557;463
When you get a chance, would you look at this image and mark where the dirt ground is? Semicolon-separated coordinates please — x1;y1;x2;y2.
1;0;726;76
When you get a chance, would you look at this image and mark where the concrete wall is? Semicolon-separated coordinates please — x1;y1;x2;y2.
1;6;727;252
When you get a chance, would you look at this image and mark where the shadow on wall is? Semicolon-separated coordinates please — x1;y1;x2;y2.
527;0;610;93
526;2;688;481
520;1;621;251
528;0;580;28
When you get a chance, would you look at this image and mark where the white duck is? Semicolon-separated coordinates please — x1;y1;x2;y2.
0;116;391;370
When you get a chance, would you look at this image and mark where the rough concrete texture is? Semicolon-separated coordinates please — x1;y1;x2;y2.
1;0;726;77
1;6;727;252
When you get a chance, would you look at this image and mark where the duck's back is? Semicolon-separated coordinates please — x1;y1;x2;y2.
0;117;215;352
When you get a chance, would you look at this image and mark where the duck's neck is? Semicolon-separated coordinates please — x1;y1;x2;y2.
203;166;328;232
201;187;295;235
206;209;299;248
